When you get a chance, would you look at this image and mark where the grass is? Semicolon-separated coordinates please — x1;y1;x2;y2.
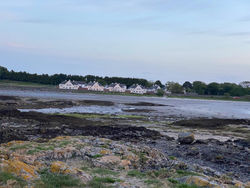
0;171;26;187
127;170;146;178
0;79;54;88
92;168;119;176
169;95;250;102
147;168;170;178
10;144;31;151
144;179;163;186
38;169;82;188
176;184;199;188
176;170;200;177
27;145;55;155
90;154;103;159
87;177;118;188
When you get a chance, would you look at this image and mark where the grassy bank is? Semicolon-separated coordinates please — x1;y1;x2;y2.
0;80;55;88
169;95;250;102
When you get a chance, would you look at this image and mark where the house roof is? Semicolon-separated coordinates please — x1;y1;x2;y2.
129;84;145;89
148;85;161;90
72;81;86;85
108;83;117;87
108;83;127;88
60;80;68;84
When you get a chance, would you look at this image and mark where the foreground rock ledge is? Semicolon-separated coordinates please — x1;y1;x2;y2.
0;136;249;188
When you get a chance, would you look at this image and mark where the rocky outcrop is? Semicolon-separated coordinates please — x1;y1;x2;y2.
178;132;195;144
0;136;248;188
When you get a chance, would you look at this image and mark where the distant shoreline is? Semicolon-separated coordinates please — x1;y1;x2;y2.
0;80;249;102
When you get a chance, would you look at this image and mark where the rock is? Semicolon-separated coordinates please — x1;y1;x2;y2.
99;155;121;165
178;132;195;144
184;176;221;187
50;161;92;183
233;180;244;187
120;160;131;170
51;161;69;174
245;182;250;188
2;159;38;180
7;179;17;187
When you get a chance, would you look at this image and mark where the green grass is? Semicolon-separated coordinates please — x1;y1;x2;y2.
90;154;103;159
0;171;26;187
27;145;55;155
38;169;82;188
168;178;179;184
87;177;118;188
92;168;119;176
10;144;31;151
169;156;176;160
169;95;250;102
176;184;199;188
0;79;54;88
127;170;146;178
147;168;170;178
176;170;200;177
144;179;163;186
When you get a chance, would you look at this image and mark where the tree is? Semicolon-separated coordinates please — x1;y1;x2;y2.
183;81;193;89
97;79;106;86
207;82;220;95
193;81;207;95
0;66;8;79
154;80;164;88
156;89;164;96
166;82;183;94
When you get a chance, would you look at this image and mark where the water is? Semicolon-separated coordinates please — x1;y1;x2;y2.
1;88;250;119
20;105;123;114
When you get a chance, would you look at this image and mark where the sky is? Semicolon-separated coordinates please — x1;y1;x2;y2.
0;0;250;84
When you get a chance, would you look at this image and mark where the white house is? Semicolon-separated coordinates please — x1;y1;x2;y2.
59;80;82;90
106;83;127;92
240;81;250;88
128;84;147;94
87;82;105;91
147;84;161;94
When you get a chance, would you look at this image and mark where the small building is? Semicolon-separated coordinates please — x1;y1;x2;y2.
128;84;147;94
87;82;105;92
147;84;161;94
106;83;127;93
59;80;82;90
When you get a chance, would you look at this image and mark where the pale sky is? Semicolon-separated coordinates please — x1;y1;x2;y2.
0;0;250;83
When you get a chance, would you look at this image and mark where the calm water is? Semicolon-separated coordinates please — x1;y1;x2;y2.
1;88;250;119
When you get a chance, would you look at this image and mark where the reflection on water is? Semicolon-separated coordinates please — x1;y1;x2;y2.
20;105;122;114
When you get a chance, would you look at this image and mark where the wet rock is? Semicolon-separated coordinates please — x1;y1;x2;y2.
0;107;20;116
186;147;199;156
178;132;195;144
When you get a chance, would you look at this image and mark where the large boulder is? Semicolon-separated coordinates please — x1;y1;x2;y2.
178;132;195;144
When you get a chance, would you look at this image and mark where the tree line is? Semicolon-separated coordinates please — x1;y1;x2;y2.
166;81;250;97
0;66;149;87
0;66;249;96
